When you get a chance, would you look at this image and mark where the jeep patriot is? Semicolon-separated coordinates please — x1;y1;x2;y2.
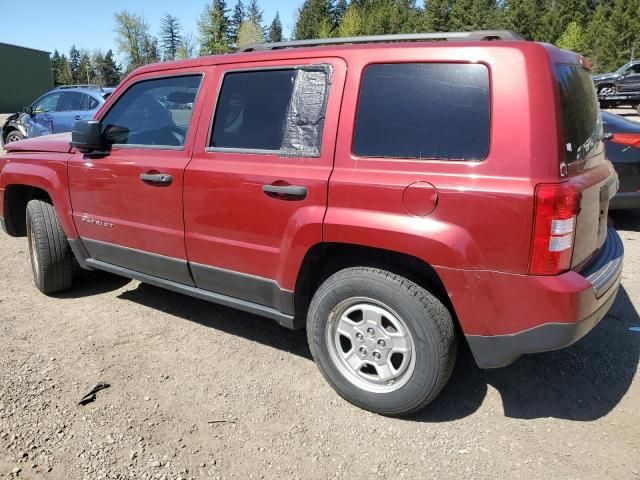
0;31;624;416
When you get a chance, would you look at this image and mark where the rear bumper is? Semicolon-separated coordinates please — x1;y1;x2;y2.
438;228;624;368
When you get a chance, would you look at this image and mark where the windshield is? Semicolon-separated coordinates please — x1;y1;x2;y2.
615;63;632;75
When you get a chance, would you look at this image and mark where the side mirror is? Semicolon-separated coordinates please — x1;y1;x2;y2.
23;106;33;115
70;120;104;153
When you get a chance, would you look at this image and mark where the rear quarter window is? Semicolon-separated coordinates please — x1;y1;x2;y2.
352;63;490;161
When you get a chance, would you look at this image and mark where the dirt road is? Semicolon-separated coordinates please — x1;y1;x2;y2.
0;210;639;479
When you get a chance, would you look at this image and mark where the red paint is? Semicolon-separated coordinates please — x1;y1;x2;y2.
402;182;438;217
0;40;619;340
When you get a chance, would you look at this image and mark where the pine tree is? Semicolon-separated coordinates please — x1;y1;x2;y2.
247;0;264;26
448;0;494;31
294;0;334;39
57;54;73;85
503;0;540;40
230;0;246;44
237;19;265;48
77;52;93;84
69;46;81;84
198;0;231;55
51;50;62;85
333;0;349;26
585;2;616;72
556;21;588;54
160;14;182;61
389;0;420;33
101;50;121;86
338;4;364;36
423;0;451;32
268;12;284;42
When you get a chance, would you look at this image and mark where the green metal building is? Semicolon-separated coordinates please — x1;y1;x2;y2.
0;42;53;113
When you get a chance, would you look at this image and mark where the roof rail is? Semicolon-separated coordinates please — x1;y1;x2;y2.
55;84;104;90
242;30;523;52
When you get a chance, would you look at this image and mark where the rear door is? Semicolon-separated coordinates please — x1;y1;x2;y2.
184;58;346;310
68;71;206;284
53;91;98;133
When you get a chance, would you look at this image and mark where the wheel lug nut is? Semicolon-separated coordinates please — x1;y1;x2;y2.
366;328;375;337
377;339;386;348
373;351;381;359
356;333;364;341
359;347;368;356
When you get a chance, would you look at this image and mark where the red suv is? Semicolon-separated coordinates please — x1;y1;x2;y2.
0;31;623;416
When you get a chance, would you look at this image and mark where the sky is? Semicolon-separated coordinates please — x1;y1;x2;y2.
0;0;296;61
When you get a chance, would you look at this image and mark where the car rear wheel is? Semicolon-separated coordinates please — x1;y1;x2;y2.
307;267;456;416
26;200;74;294
5;130;24;143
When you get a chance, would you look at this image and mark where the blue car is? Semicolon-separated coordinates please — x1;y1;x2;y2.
0;85;114;146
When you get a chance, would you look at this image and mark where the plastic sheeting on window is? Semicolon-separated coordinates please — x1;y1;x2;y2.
280;64;333;158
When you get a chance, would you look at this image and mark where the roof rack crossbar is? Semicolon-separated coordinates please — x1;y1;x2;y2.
242;30;523;52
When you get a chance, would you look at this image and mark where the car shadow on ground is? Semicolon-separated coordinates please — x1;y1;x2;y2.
413;286;640;423
118;281;639;423
117;283;312;359
610;210;640;232
54;270;131;298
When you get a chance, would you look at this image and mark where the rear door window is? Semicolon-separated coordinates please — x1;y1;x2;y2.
353;63;490;161
210;65;332;157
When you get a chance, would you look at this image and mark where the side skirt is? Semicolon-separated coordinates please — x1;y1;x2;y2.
84;258;297;329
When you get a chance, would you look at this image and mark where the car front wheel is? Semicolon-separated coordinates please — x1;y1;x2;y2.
5;130;24;143
26;200;73;294
307;267;456;416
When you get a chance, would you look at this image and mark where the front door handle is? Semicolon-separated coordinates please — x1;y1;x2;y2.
140;172;172;186
262;184;307;200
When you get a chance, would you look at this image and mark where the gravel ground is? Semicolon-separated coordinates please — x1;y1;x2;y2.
0;108;639;479
0;210;639;479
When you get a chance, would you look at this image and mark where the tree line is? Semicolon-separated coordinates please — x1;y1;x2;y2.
51;0;640;86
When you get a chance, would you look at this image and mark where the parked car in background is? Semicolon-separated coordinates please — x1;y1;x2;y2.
602;111;640;209
0;85;113;146
593;61;640;96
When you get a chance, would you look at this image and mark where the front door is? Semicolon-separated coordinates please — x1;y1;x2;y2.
618;64;640;92
26;91;60;137
184;58;346;312
68;71;207;284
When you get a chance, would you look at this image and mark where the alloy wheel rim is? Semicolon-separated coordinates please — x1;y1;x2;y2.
6;133;22;143
326;297;416;393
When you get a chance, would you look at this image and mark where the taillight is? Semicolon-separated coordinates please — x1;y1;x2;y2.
529;183;579;276
610;133;640;148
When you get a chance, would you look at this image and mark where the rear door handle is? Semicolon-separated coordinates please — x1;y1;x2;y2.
140;173;172;186
74;115;82;120
262;184;307;200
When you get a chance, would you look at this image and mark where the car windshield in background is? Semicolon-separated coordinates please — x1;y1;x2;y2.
555;64;602;163
101;75;202;147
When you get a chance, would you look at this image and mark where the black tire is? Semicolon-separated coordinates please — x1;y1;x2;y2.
307;267;456;416
26;200;73;294
4;129;24;144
